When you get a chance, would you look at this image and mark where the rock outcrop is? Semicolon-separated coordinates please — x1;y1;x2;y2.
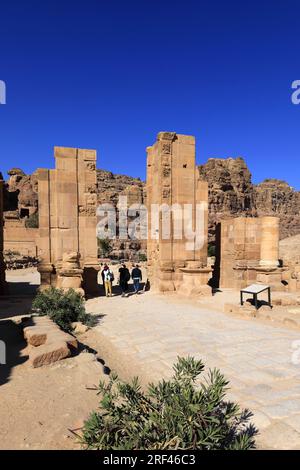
3;158;300;254
23;316;78;368
97;170;144;206
255;179;300;239
279;234;300;264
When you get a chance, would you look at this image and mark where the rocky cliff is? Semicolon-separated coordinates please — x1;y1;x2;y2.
255;179;300;239
198;157;300;243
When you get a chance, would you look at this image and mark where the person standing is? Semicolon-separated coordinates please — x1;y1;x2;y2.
118;263;130;297
131;264;142;294
102;265;114;297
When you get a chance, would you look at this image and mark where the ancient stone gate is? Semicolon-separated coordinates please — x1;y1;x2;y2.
37;147;99;296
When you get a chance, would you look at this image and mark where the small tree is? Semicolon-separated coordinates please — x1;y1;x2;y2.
32;287;93;332
208;244;216;257
138;253;147;262
98;238;113;258
82;356;257;450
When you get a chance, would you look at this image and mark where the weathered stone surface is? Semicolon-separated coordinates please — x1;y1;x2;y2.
146;132;211;294
4;156;299;262
255;179;300;240
29;341;70;368
71;322;89;334
24;316;78;367
0;172;5;294
24;327;49;346
4;168;38;217
198;157;255;243
37;147;99;296
97;171;146;259
56;252;84;296
198;158;300;244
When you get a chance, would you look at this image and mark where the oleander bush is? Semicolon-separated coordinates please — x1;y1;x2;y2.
32;287;93;332
208;244;216;257
81;356;257;450
25;211;39;228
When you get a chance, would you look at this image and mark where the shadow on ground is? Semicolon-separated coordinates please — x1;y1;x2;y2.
0;320;28;386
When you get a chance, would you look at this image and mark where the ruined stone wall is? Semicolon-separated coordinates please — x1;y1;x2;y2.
0;173;5;294
4;227;38;257
220;218;262;289
279;234;300;292
4;156;299;261
219;216;289;291
37;147;99;296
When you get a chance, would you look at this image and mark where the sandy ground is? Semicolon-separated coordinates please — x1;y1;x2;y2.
0;318;107;449
0;268;110;450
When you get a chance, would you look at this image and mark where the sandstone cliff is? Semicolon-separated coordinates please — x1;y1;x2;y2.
198;157;256;242
3;158;300;250
255;179;300;239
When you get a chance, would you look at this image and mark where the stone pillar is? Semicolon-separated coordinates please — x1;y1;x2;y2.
36;168;55;289
56;252;84;296
77;149;100;296
0;173;6;294
259;216;280;268
220;217;261;289
219;216;285;290
146;132;211;295
37;147;99;296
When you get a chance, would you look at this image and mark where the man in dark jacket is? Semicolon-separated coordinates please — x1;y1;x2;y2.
131;264;142;294
118;264;130;297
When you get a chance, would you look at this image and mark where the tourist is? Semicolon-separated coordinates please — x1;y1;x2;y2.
131;264;142;294
102;265;114;297
118;263;130;297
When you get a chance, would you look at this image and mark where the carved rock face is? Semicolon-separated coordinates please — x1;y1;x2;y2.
3;159;299;256
62;252;80;264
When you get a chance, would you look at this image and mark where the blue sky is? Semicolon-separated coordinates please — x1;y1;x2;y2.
0;0;299;188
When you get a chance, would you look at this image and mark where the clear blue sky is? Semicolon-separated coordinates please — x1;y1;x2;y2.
0;0;299;188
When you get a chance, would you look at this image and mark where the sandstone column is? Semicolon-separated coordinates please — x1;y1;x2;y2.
259;216;280;268
0;173;6;294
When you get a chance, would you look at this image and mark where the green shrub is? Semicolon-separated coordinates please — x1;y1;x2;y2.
82;356;257;450
98;238;113;258
32;287;92;332
25;211;39;228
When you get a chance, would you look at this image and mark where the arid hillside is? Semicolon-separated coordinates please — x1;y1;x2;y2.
3;158;300;246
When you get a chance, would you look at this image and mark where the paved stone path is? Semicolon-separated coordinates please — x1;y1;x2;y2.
86;291;300;449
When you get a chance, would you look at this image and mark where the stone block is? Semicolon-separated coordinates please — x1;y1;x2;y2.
30;341;70;368
71;322;89;334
